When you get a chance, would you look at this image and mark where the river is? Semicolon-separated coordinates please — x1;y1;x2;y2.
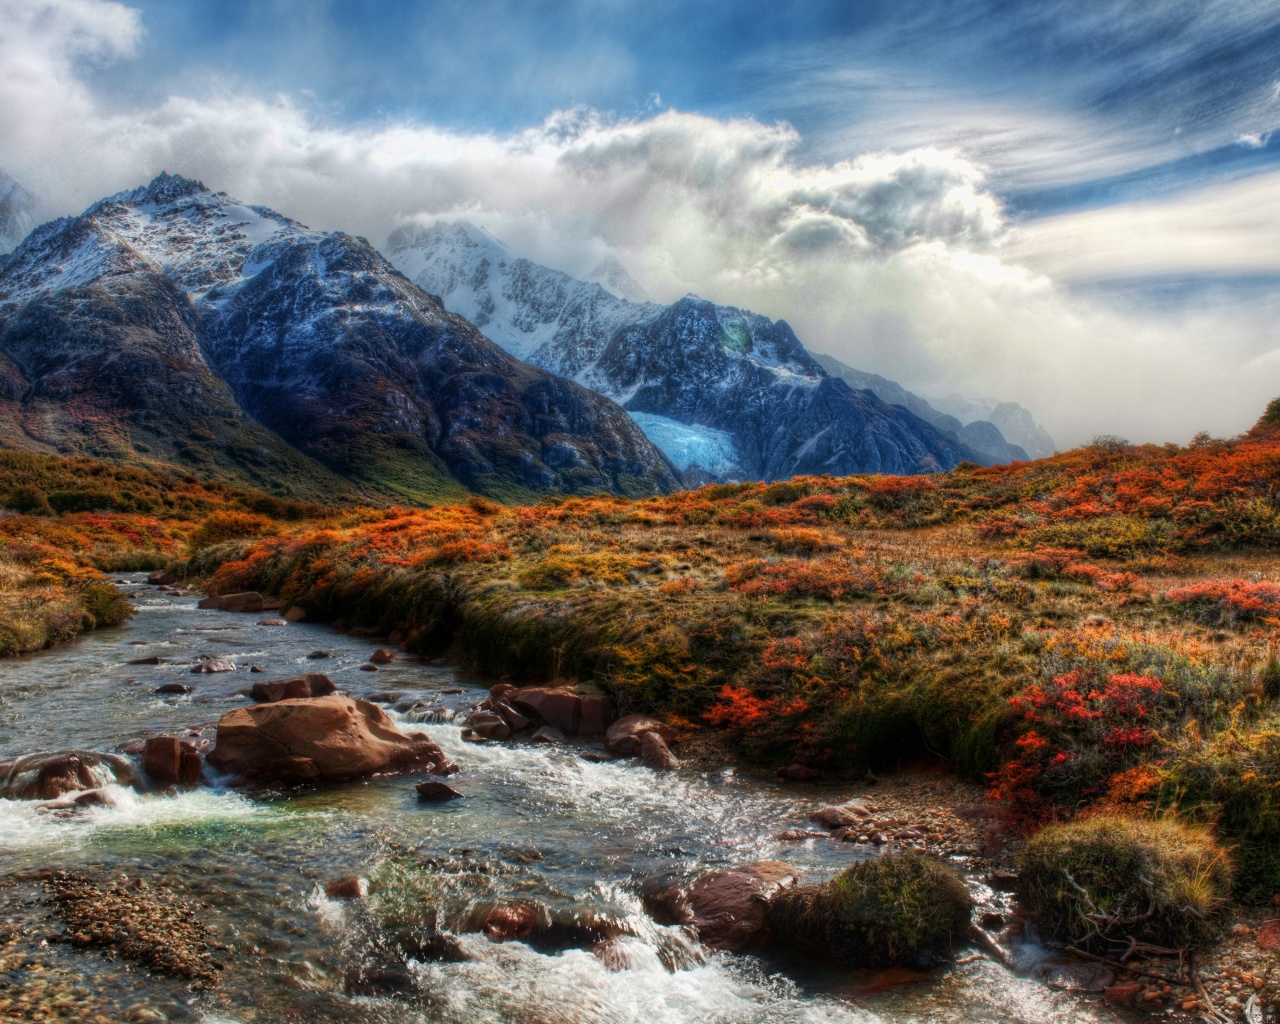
0;574;1136;1023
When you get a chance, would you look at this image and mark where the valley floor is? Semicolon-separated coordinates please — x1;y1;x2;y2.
6;413;1280;1012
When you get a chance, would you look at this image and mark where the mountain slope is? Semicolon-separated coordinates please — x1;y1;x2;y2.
0;174;679;502
387;221;975;479
0;172;37;255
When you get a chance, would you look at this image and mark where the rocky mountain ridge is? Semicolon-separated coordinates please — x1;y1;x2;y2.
0;174;679;502
387;221;983;479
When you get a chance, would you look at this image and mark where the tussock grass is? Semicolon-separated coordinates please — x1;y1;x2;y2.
768;853;973;967
1019;815;1231;949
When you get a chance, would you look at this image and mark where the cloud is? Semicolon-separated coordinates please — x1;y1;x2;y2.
1005;170;1280;281
2;0;1279;449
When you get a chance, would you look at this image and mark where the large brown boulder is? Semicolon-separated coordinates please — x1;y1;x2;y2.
207;696;457;783
143;737;203;787
249;673;337;703
509;688;581;733
639;731;680;771
198;592;265;613
646;862;797;951
0;751;137;800
605;714;674;756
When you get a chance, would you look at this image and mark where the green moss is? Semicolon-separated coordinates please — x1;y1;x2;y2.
1019;815;1231;948
768;853;973;967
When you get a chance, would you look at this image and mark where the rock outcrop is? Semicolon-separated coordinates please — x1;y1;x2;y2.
207;695;456;783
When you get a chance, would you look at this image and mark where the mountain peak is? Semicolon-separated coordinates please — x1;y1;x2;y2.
584;254;649;303
112;171;211;208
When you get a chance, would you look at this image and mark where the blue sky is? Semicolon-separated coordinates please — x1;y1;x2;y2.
3;0;1280;443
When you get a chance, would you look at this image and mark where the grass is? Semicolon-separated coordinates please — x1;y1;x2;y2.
1019;815;1231;949
768;853;973;966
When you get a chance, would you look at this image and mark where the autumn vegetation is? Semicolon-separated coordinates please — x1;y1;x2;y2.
8;404;1280;919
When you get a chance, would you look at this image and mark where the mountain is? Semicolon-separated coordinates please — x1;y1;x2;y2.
813;354;1056;462
387;221;977;480
0;172;37;255
0;174;679;502
583;254;650;303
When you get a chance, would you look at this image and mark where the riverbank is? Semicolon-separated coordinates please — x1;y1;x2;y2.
1;574;1173;1024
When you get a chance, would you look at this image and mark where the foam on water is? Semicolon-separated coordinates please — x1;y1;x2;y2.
0;785;269;854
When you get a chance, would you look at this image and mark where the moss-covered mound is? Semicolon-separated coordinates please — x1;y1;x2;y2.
768;852;973;967
1019;815;1231;949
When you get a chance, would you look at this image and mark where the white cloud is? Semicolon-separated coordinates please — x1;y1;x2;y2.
2;0;1279;449
1006;171;1280;281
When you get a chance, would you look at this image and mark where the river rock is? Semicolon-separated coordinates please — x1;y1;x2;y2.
147;570;177;585
359;663;379;671
325;877;368;900
191;656;236;674
307;650;334;659
578;695;615;736
778;764;822;783
38;787;115;812
1045;963;1115;992
370;648;395;664
0;750;137;800
494;701;531;732
809;800;876;828
197;591;265;613
258;618;288;626
529;726;564;743
143;737;203;787
155;683;191;695
604;714;674;756
416;780;463;801
509;687;581;733
468;711;511;740
284;606;307;622
207;695;457;782
480;903;540;942
127;655;163;665
364;691;404;704
646;861;797;951
490;682;518;703
249;673;337;703
639;731;680;771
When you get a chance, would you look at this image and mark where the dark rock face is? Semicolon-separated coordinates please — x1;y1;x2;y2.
389;221;979;480
0;174;678;501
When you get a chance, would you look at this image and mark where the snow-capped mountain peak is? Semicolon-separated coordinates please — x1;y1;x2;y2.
583;254;650;303
386;222;977;479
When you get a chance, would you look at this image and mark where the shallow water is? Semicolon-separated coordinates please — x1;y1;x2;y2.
0;575;1137;1023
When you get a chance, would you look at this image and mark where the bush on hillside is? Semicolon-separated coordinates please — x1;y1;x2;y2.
768;852;973;967
4;485;52;516
1019;815;1230;949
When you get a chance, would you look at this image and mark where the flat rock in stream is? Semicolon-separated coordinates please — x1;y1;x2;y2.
207;695;457;782
0;750;136;800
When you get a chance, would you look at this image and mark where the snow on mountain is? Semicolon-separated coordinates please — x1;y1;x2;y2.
0;174;680;501
387;219;977;479
583;254;650;303
0;172;37;255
